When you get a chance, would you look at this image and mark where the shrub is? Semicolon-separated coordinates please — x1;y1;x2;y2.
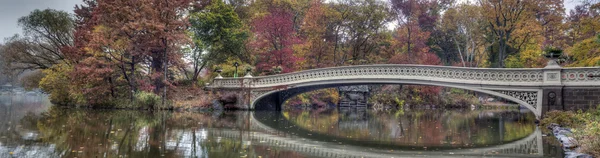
135;91;161;109
39;63;84;106
540;110;586;128
197;79;206;87
579;121;600;156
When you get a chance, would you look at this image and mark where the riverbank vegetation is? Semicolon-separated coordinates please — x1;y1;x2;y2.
541;106;600;157
0;0;599;109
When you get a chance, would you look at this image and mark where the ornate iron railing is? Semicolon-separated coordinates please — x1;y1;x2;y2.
210;64;552;88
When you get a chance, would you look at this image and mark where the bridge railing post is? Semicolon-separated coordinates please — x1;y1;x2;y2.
242;74;254;110
541;59;564;115
543;59;562;86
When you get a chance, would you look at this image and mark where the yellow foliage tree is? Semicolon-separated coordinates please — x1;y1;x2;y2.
567;35;600;67
39;63;84;106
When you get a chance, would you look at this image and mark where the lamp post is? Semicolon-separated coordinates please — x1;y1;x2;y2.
233;62;239;78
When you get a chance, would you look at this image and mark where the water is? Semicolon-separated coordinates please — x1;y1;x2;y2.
0;93;566;158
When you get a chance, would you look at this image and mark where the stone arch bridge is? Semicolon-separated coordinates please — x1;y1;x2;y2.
207;64;600;118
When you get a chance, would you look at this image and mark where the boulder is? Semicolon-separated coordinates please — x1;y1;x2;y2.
212;100;224;111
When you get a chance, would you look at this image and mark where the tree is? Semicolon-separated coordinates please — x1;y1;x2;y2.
341;0;391;65
66;0;191;104
0;9;74;71
188;0;248;81
566;2;600;47
479;0;529;67
295;0;331;69
532;0;565;47
250;7;303;73
440;3;487;67
567;35;600;67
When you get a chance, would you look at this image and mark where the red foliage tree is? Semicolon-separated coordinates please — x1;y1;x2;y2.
250;7;303;73
64;0;191;103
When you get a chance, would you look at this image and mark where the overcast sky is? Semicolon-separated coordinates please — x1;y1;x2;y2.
0;0;583;43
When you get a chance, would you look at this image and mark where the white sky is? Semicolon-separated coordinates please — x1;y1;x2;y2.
0;0;584;42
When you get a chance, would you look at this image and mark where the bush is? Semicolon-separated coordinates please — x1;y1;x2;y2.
39;63;84;106
197;79;206;87
579;121;600;156
540;110;586;128
135;91;161;109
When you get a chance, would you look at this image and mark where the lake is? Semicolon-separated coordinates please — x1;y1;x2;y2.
0;92;565;157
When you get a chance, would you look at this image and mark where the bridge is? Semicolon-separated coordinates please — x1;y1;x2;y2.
207;62;600;118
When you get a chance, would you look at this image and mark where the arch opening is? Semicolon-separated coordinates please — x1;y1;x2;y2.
252;79;541;117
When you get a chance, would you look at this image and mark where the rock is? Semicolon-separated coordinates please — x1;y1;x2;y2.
547;123;560;130
212;100;223;111
554;129;573;137
564;149;594;158
559;137;578;148
547;123;588;156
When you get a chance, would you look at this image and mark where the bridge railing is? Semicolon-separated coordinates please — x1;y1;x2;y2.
209;64;548;88
208;64;600;88
561;67;600;85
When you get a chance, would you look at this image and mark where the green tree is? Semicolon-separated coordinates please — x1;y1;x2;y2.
188;0;248;81
440;3;487;67
329;0;392;66
0;9;73;71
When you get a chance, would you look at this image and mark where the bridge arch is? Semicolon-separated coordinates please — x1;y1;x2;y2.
251;79;542;117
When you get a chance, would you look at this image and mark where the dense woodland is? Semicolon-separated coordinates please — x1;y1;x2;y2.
1;0;600;107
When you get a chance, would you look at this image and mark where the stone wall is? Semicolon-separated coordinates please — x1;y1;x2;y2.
212;89;251;110
563;88;600;110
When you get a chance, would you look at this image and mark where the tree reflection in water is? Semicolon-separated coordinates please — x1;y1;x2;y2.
283;107;538;150
1;104;311;158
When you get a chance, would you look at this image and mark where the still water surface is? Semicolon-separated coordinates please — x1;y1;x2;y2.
0;93;565;157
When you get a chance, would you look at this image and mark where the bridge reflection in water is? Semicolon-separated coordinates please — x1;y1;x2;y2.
244;110;545;158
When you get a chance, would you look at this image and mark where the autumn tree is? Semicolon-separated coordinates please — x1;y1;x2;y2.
478;0;532;67
64;0;191;105
567;34;600;67
532;0;566;47
388;0;448;100
566;1;600;46
250;6;302;73
389;0;451;63
295;0;331;69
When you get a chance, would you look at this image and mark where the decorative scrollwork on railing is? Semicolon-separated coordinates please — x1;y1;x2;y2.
493;90;538;108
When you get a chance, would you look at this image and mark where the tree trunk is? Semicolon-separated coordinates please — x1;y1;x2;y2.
151;52;164;95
